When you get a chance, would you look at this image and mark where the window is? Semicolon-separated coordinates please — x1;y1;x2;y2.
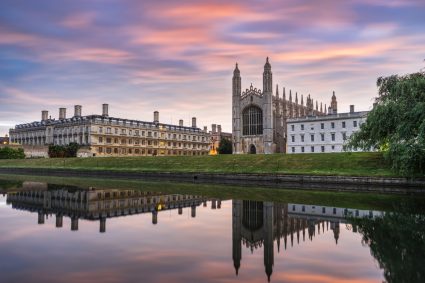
321;133;324;141
301;124;304;130
321;123;324;129
331;133;335;141
242;106;263;135
98;147;103;153
310;134;314;142
342;121;346;128
322;207;326;213
301;146;305;153
129;130;132;135
121;129;126;134
321;146;325;152
353;120;358;127
135;130;139;136
98;137;103;143
291;125;294;131
291;147;295;153
99;127;103;133
107;128;111;134
331;145;335;150
106;148;112;154
106;138;111;144
331;122;335;129
115;128;118;134
342;133;347;140
291;136;295;143
301;135;304;142
311;146;314;152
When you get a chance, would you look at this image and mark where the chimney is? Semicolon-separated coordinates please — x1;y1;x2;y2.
153;111;159;123
179;119;183;127
217;125;222;134
74;105;82;117
212;124;217;133
42;110;48;121
102;104;109;117
328;106;332;115
350;105;355;113
192;117;197;128
203;126;207;132
59;108;66;119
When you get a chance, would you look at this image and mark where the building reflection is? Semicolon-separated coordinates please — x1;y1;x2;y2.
6;186;221;233
232;200;383;282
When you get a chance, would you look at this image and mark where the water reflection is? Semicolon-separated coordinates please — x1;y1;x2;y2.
2;181;400;282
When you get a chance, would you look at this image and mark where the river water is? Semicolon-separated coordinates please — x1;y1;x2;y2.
0;177;424;283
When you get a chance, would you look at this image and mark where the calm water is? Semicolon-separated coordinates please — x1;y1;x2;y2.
0;179;424;283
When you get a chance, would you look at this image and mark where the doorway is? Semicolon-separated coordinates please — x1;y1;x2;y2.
249;144;256;154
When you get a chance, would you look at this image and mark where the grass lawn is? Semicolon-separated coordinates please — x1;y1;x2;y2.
0;152;396;177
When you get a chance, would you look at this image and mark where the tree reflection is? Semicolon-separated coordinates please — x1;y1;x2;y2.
351;202;425;283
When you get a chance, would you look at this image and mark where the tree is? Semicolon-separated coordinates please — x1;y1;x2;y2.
346;72;425;176
218;138;232;154
0;147;25;159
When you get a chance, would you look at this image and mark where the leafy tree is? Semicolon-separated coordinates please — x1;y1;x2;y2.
48;143;80;158
218;138;232;154
0;147;25;159
346;72;425;176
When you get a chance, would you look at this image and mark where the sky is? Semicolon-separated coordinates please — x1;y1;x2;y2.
1;0;424;136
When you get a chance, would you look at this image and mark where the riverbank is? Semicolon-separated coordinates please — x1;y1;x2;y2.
0;152;396;176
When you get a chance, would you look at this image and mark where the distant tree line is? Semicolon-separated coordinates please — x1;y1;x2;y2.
0;147;25;159
346;71;425;177
48;143;79;158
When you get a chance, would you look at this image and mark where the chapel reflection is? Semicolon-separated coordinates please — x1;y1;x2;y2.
232;200;383;282
6;183;221;233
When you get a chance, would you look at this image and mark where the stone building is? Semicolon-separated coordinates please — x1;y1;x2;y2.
209;124;232;155
9;104;210;157
287;104;368;153
232;58;326;154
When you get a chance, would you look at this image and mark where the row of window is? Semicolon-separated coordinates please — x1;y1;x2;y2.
291;145;335;153
98;127;206;142
98;137;207;149
97;147;207;156
290;120;358;131
290;132;348;143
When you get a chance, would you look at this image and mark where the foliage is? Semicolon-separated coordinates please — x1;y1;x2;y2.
0;147;25;159
218;138;232;154
346;72;425;176
48;143;80;158
351;201;425;283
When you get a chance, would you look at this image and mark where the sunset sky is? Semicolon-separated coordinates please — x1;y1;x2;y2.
1;0;424;136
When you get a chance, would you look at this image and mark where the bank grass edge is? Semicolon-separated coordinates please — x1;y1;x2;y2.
0;152;399;177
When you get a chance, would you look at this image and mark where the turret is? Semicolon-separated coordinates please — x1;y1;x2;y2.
331;91;337;114
263;57;272;93
232;63;242;153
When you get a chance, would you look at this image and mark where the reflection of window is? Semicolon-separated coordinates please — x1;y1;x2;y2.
242;106;263;135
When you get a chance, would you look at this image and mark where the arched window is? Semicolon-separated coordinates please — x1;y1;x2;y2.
242;106;263;135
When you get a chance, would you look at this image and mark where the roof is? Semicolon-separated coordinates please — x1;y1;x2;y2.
287;111;369;123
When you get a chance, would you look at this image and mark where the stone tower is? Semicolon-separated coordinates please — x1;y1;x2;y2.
232;63;242;153
262;58;274;154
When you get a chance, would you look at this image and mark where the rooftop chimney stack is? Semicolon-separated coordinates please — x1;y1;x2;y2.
203;126;207;132
59;108;66;120
217;125;222;134
74;105;82;117
153;111;159;123
350;105;355;113
41;110;48;121
102;104;109;117
179;119;183;127
212;124;217;133
192;117;197;128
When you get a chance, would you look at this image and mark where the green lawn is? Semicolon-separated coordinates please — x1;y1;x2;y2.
0;152;396;177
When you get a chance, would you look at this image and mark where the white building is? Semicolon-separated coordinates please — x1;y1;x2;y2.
286;105;368;154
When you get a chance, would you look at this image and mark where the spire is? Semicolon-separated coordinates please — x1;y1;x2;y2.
233;62;240;76
295;92;298;104
276;84;279;97
289;90;292;102
263;57;272;93
283;87;286;100
301;95;304;106
320;102;323;113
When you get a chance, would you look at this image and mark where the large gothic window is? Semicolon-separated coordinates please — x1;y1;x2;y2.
242;106;263;135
